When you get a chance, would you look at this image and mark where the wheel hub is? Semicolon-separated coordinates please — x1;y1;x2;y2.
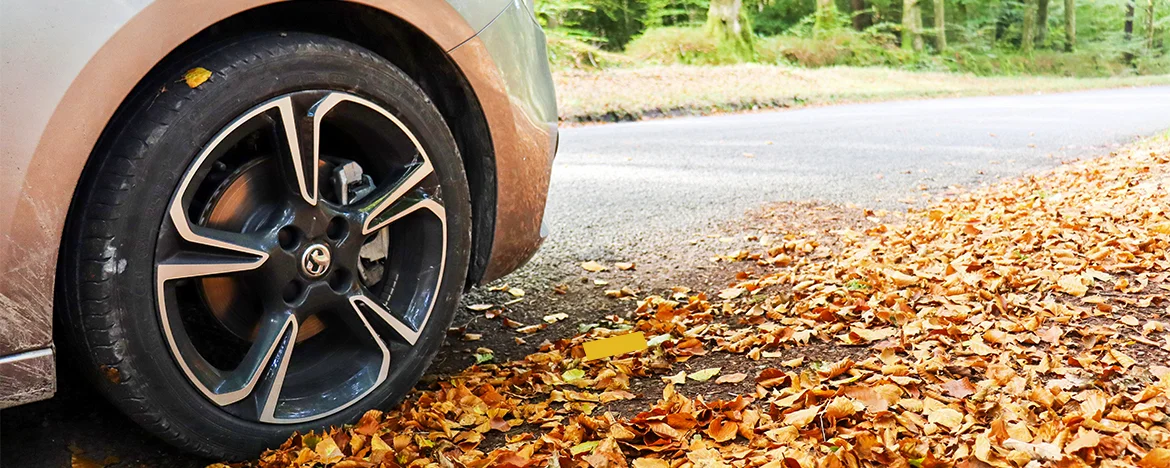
300;243;332;278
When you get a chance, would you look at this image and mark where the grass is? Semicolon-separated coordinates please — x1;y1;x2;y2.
617;25;1170;78
555;64;1170;122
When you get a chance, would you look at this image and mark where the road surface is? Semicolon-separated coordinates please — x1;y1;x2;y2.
3;86;1169;467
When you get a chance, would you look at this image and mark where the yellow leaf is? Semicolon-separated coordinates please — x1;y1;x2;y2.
581;261;607;272
1057;274;1088;297
1110;348;1136;368
1139;448;1170;468
633;459;670;468
718;287;744;299
928;407;963;430
662;371;685;385
314;435;344;463
885;269;918;287
184;67;212;88
687;367;721;382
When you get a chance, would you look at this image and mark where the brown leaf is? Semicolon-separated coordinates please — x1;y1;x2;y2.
844;385;889;413
1139;448;1170;468
1057;274;1089;297
1065;429;1101;453
666;412;698;430
715;372;747;384
354;409;382;436
927;407;963;430
824;397;858;421
781;405;821;429
756;368;790;388
941;378;976;399
816;357;854;379
705;417;738;442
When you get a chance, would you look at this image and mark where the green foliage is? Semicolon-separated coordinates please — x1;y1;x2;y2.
545;32;636;70
751;0;819;35
644;0;709;26
537;0;1170;76
626;26;747;64
758;26;930;66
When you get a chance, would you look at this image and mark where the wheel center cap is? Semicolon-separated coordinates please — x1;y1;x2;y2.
301;244;332;278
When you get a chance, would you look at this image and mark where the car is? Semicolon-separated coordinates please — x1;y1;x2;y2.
0;0;557;458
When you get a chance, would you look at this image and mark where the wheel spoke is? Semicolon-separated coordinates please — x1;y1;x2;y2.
211;312;298;406
357;163;440;235
254;316;299;422
270;95;320;206
337;299;391;380
349;294;423;345
158;223;268;280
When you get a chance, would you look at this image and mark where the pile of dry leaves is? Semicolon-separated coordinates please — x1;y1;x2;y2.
223;137;1170;468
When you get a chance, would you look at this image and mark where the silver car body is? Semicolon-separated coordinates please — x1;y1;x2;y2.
0;0;558;407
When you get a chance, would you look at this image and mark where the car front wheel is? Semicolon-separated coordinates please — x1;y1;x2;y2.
59;33;471;458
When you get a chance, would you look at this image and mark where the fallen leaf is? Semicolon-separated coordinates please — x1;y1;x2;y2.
632;459;670;468
184;67;212;88
1057;274;1089;297
718;288;745;299
688;367;721;382
581;261;607;272
562;369;586;382
927;407;963;430
1139;448;1170;468
715;372;747;384
1065;429;1101;453
781;405;821;429
314;436;344;463
941;378;976;399
705;417;738;442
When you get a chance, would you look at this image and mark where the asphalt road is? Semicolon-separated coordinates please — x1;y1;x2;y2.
3;86;1170;467
518;86;1170;283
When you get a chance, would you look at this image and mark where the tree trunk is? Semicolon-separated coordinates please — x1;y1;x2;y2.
1123;0;1136;62
1149;0;1157;50
852;0;873;30
1064;0;1076;51
1037;0;1049;46
1022;0;1036;53
814;0;838;37
934;0;947;51
902;0;923;51
705;0;753;55
1125;0;1136;41
915;5;925;49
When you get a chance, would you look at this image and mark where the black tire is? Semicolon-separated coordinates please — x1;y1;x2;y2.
58;33;472;459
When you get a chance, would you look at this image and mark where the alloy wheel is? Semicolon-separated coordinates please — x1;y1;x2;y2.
154;91;447;423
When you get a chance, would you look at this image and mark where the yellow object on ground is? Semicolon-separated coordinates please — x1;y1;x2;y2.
583;332;647;361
